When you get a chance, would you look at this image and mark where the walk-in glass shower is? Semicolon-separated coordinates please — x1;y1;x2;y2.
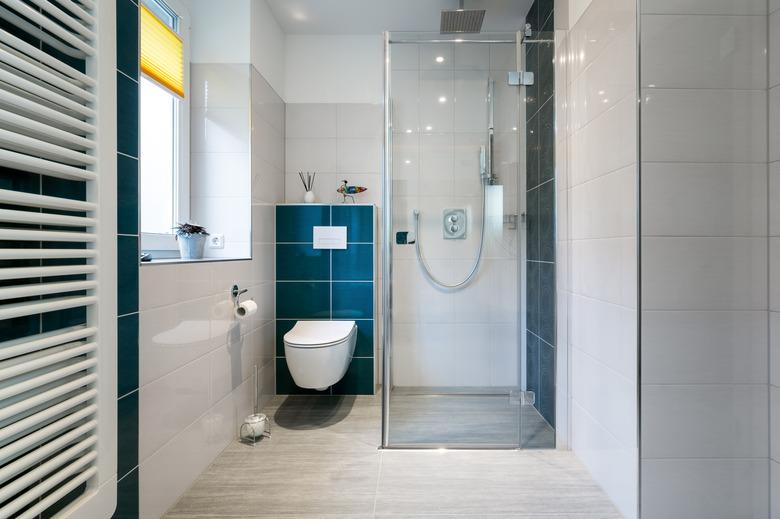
382;25;556;449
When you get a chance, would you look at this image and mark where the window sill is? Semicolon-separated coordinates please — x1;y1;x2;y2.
141;256;250;266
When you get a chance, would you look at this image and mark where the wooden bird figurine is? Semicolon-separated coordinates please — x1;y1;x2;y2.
337;180;367;203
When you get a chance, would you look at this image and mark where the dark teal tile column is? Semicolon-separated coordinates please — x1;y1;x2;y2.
525;0;556;430
114;0;140;516
275;205;375;396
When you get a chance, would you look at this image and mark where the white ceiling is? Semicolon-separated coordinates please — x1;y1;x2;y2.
266;0;533;35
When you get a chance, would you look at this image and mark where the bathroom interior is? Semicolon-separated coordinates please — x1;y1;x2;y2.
0;0;777;517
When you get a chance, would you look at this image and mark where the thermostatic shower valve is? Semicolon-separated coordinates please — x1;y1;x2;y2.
443;209;467;239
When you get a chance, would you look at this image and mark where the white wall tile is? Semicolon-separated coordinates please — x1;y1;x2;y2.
569;93;637;186
191;63;250;109
337;138;382;173
139;389;235;519
643;310;768;384
420;43;453;71
773;86;780;162
640;0;768;15
571;401;638;519
337;104;382;139
191;108;251;154
771;10;780;88
773;460;780;519
771;238;780;312
140;262;214;311
571;347;636;447
570;164;636;240
571;237;636;307
391;44;419;70
285;138;338;173
139;296;216;385
453;71;490;132
771;163;780;236
571;295;636;381
641;15;766;90
139;355;211;462
772;312;780;387
191;152;252;198
419;70;454;133
285;103;337;139
489;43;516;71
641;459;769;519
642;88;767;163
641;162;767;237
773;386;780;462
642;237;767;310
391;70;420;134
642;384;768;458
453;43;490;71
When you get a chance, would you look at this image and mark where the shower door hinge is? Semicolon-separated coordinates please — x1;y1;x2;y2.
508;71;534;86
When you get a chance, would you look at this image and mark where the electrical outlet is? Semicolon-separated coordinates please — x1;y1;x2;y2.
208;234;224;249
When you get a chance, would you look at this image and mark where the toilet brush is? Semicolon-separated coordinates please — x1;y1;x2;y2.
239;364;270;446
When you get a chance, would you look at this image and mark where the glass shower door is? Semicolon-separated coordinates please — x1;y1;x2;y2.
385;34;528;448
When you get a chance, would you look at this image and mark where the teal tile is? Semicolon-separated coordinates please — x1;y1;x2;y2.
42;307;86;332
275;319;297;356
112;468;138;519
525;45;539;119
539;262;555;345
117;72;139;158
526;332;539;398
332;358;374;395
526;187;539;261
539;179;555;262
276;205;329;242
276;282;330;319
526;113;539;189
539;98;555;185
42;481;87;518
116;0;139;80
332;282;373;319
275;358;327;395
117;391;138;480
276;244;330;280
43;176;85;201
118;236;139;315
118;313;139;398
526;261;540;335
117;155;138;235
0;167;40;194
0;315;40;342
332;244;373;281
540;341;555;428
341;319;373;357
332;205;373;243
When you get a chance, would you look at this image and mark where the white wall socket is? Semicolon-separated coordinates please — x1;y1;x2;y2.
208;234;225;249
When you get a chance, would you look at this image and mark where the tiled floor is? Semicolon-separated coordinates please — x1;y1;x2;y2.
165;395;622;518
388;393;555;448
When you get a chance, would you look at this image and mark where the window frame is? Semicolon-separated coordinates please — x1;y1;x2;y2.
139;0;190;254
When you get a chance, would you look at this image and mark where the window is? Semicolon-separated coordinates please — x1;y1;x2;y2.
140;0;188;251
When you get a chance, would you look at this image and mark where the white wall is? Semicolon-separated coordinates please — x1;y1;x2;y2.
640;0;770;518
284;35;384;104
771;4;780;518
557;0;638;516
183;0;250;63
137;70;284;519
251;0;286;99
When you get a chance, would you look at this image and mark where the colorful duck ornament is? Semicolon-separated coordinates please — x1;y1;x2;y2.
337;180;367;203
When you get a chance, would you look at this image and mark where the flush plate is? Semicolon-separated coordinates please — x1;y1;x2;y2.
443;209;466;240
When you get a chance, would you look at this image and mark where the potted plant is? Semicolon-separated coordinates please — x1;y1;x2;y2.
174;222;209;260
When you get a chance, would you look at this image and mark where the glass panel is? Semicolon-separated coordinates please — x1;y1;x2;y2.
387;39;525;447
140;77;176;235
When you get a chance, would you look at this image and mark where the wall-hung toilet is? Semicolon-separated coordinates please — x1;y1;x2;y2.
284;320;357;390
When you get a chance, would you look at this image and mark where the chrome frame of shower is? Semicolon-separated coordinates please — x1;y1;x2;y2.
381;31;532;450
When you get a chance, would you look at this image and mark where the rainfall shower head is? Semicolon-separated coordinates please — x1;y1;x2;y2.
440;0;485;34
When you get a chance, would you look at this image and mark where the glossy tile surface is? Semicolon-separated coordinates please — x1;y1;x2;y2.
165;396;620;519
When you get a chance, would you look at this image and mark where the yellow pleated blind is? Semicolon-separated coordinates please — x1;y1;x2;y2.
141;4;184;97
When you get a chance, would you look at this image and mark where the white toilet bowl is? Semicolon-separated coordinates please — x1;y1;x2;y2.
283;320;357;390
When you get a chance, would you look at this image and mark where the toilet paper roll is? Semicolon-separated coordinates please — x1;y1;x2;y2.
235;300;257;318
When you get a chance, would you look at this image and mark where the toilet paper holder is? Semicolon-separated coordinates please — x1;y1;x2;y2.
231;284;248;306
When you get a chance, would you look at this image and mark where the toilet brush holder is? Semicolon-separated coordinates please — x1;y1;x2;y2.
239;413;270;446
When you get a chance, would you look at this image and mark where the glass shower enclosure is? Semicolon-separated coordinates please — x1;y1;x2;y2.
381;29;556;449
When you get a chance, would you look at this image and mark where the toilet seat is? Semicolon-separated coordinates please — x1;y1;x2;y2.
284;320;355;348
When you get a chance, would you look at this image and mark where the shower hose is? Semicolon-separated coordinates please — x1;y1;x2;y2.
413;182;488;290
